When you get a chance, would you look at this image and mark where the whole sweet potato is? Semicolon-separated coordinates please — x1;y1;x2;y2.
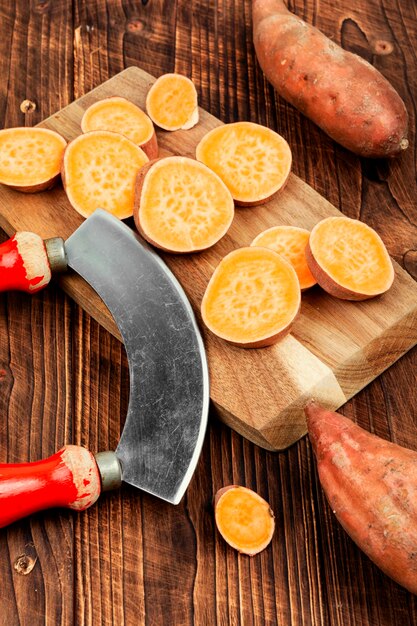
252;0;409;157
306;401;417;595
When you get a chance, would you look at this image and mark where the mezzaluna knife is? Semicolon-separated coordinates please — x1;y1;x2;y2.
0;209;209;527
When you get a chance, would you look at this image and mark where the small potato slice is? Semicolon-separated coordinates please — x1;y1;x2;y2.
134;156;234;253
146;73;199;131
196;121;292;206
81;97;158;159
0;127;67;192
252;225;316;290
62;130;149;220
214;486;275;556
306;216;394;300
201;246;301;348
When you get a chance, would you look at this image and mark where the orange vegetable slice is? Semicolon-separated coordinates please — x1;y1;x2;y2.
0;127;67;192
195;121;292;206
62;130;148;220
81;97;158;159
214;486;275;556
306;216;394;300
201;246;301;348
252;225;317;290
134;156;234;253
146;73;199;131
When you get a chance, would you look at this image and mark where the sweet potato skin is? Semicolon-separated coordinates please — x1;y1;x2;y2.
133;159;166;248
6;174;61;194
218;321;295;349
252;0;408;158
305;401;417;595
233;175;289;208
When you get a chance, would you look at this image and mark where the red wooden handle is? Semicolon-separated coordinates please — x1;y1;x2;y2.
0;232;51;293
0;445;101;528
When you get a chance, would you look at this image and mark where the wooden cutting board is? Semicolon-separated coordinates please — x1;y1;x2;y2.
1;66;416;450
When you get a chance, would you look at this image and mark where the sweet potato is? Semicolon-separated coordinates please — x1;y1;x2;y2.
0;127;67;192
146;73;199;131
306;216;394;300
214;486;275;555
252;0;408;158
133;156;234;253
251;225;316;290
81;96;158;159
305;401;417;595
62;130;148;219
196;122;292;206
201;246;301;348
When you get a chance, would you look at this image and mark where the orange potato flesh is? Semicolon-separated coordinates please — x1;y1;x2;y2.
81;97;157;159
146;73;198;131
195;122;291;205
214;486;275;556
307;216;394;299
0;127;67;191
134;157;234;253
201;246;301;348
63;130;148;220
252;225;317;290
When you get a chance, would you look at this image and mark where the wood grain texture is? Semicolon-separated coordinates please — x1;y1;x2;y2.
0;0;416;625
0;65;416;450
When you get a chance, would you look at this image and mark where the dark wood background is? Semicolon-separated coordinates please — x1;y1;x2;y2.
0;0;416;624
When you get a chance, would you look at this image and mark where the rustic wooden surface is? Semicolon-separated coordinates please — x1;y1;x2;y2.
0;0;416;624
2;66;416;451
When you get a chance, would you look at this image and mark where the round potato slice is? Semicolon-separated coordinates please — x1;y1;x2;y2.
62;130;149;220
201;246;301;348
146;73;199;131
81;97;158;159
134;156;234;253
306;216;394;300
196;122;291;205
0;127;66;192
252;225;316;290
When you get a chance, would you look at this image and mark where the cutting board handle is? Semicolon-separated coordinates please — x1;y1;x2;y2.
0;232;66;293
0;445;101;528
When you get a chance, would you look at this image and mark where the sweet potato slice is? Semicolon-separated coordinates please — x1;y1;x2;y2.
306;216;394;300
134;156;234;253
252;225;317;290
62;130;148;219
0;127;66;192
146;73;199;131
195;122;291;206
214;486;275;556
201;246;301;348
81;97;158;159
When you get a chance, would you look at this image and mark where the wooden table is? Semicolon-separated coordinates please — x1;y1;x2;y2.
0;1;416;624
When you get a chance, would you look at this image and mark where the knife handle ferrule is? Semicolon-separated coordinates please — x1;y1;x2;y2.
95;451;122;491
0;232;53;293
0;445;101;528
44;237;67;273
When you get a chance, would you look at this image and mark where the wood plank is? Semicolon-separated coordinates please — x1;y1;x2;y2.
0;66;416;450
0;1;75;624
0;1;417;625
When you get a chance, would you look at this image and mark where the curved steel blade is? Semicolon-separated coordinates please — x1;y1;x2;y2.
65;210;209;504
